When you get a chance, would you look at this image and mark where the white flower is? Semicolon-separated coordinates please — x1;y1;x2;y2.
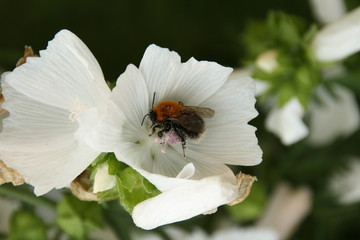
309;0;346;24
265;98;309;145
0;30;111;195
312;6;360;61
330;159;360;204
89;44;262;229
308;84;360;145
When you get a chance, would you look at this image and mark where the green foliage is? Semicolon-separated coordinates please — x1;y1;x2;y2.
56;194;103;240
7;210;47;240
243;11;321;107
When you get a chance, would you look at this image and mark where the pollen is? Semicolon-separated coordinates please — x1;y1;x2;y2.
69;98;88;121
155;130;182;153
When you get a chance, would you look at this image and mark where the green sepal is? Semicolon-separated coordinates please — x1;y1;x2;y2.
95;153;161;214
116;166;161;214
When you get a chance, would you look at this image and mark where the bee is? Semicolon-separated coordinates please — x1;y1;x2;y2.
142;93;215;157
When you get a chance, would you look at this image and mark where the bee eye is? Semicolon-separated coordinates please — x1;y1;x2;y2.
150;111;156;120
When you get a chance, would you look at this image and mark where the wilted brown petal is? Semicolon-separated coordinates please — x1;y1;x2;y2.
16;46;37;67
0;160;24;186
228;172;257;206
70;170;98;201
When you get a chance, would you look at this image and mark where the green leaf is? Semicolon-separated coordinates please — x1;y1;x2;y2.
56;194;103;239
7;210;47;240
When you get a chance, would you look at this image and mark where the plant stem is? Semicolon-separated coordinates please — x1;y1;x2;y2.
0;184;56;210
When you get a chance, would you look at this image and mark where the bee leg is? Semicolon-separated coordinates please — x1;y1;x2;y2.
172;125;187;157
149;124;161;136
157;124;172;138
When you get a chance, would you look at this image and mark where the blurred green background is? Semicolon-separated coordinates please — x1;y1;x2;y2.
0;0;313;80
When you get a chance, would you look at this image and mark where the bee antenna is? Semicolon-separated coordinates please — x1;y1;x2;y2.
141;114;148;126
151;92;156;108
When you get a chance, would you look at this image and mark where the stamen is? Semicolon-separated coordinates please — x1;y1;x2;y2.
69;98;88;121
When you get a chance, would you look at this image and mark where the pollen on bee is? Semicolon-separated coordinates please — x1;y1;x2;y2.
69;98;88;121
155;130;182;153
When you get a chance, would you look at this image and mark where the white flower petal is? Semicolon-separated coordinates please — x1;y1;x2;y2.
132;170;239;230
312;7;360;61
5;29;110;111
0;82;76;152
139;44;181;104
330;159;360;204
176;163;195;179
308;84;360;145
0;84;101;195
110;64;150;132
139;44;232;106
116;141;190;183
183;77;262;166
86;64;149;152
265;98;308;145
0;30;110;195
134;166;193;192
171;57;232;105
310;0;346;24
1;140;99;196
93;163;116;193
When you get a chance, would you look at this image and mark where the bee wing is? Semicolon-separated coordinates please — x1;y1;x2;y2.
183;106;215;118
169;113;206;136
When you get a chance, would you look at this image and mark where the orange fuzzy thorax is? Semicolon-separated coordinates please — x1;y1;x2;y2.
153;101;183;121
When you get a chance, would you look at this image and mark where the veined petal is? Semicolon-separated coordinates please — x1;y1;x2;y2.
4;29;110;111
183;77;262;167
0;82;100;195
312;7;360;61
265;98;308;145
132;169;239;230
86;64;149;153
308;84;360;145
0;81;77;152
1;140;99;196
139;44;232;106
0;30;108;195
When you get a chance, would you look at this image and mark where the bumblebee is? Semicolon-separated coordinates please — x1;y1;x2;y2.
142;93;215;156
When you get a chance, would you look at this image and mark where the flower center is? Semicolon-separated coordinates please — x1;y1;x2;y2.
69;98;88;121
